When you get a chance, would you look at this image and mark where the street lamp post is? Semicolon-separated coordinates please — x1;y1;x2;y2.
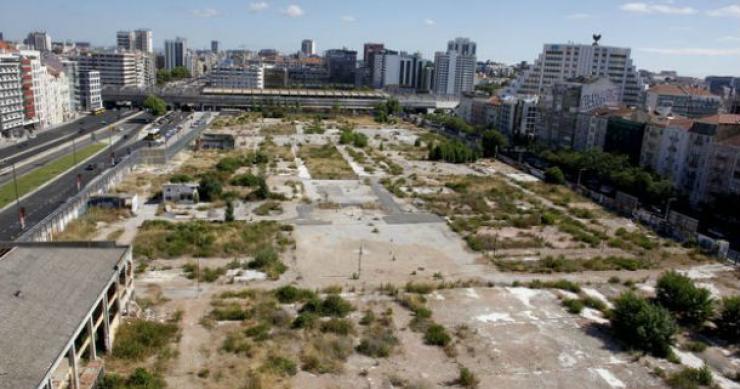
72;137;78;165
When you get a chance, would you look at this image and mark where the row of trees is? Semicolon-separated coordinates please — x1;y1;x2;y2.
374;98;401;123
428;139;479;164
156;66;191;85
611;270;739;357
537;148;675;205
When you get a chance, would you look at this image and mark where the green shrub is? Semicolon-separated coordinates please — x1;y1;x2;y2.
544;167;566;184
717;296;740;343
300;295;354;318
610;291;677;357
424;324;451;346
263;354;297;377
99;368;166;389
527;279;581;293
666;366;713;389
457;366;480;388
320;318;355;335
292;312;319;329
562;298;585;314
211;303;248;321
245;323;271;341
221;331;252;355
274;285;316;304
356;327;398;358
359;310;376;326
112;320;179;360
230;173;261;187
405;282;435;294
247;246;287;280
656;271;714;326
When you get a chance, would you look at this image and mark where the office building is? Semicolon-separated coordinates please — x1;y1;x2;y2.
76;51;150;88
62;60;80;112
372;51;431;92
433;38;476;95
209;65;265;89
506;39;644;106
79;70;103;111
0;54;24;134
164;37;188;70
645;84;722;118
325;49;357;85
24;32;52;52
301;39;316;56
211;40;219;54
363;43;384;63
0;242;135;389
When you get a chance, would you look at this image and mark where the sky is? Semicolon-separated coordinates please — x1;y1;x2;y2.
2;0;740;77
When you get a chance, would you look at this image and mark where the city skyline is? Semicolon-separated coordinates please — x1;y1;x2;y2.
2;0;740;77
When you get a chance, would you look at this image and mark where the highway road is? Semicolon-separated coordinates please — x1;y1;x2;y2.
0;109;138;167
0;111;168;241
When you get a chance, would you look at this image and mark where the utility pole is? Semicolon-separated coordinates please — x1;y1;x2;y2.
11;163;23;229
357;242;363;278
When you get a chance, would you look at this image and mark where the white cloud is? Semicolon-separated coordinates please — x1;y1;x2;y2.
191;8;219;18
620;2;697;14
340;15;356;23
281;4;304;17
248;2;269;13
639;47;740;56
566;13;591;19
424;18;436;25
707;5;740;18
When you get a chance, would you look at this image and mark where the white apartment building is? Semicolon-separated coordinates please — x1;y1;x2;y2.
433;38;477;96
20;51;45;128
76;51;150;88
79;70;103;112
41;68;71;128
209;65;265;89
117;29;153;53
0;54;24;134
24;32;52;52
506;42;644;106
116;31;135;51
639;115;694;183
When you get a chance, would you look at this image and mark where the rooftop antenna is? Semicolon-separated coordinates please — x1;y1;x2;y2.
593;34;602;46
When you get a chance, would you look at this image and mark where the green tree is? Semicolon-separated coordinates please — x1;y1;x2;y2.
481;129;508;158
610;291;677;357
655;271;714;326
544;167;566;185
143;95;167;116
386;98;401;115
374;102;389;123
198;175;223;202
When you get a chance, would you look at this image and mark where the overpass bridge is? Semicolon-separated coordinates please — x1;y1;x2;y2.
102;86;460;112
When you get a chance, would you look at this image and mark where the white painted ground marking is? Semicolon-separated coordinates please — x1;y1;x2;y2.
506;287;542;308
558;352;577;368
592;368;626;388
465;288;480;299
583;287;614;309
580;308;609;324
476;312;515;323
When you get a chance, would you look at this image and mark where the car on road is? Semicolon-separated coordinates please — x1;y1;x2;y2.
84;164;96;171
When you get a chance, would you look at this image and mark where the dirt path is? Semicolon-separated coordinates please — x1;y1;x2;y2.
165;286;214;388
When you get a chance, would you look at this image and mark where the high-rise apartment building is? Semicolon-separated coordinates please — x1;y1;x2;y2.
24;32;52;52
211;40;219;54
363;43;384;63
371;51;431;92
165;37;188;70
117;31;135;51
433;38;476;95
117;29;153;53
0;54;24;134
301;39;316;56
507;40;644;106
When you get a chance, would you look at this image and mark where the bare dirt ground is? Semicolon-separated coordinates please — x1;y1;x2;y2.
95;115;740;389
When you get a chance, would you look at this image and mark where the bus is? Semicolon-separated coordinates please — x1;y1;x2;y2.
144;128;162;141
92;107;105;115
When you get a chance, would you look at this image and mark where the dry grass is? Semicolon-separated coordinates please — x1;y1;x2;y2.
55;207;131;241
298;145;356;180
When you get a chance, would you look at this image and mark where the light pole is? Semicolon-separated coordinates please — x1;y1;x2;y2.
72;137;78;165
10;163;23;229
